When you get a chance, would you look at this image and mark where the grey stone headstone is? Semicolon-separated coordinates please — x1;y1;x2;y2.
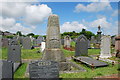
61;39;64;45
111;36;116;46
22;37;31;49
90;36;96;44
75;35;88;56
36;36;43;45
0;60;13;79
8;41;21;63
2;38;8;48
29;60;59;78
88;40;91;49
64;35;71;48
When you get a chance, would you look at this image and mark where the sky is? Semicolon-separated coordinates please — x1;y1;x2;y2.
0;0;119;36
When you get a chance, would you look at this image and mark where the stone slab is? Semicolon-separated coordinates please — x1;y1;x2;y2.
29;60;59;78
75;56;108;67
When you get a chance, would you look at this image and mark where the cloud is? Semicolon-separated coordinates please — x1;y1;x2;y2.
1;2;28;18
0;17;34;34
74;2;112;13
90;17;111;28
0;2;52;34
61;21;87;33
112;10;118;16
24;4;52;25
1;2;52;25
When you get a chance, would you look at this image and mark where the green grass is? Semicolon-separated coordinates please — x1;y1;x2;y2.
14;63;28;78
70;41;75;47
21;48;42;59
1;48;42;59
88;49;100;55
62;48;74;57
60;61;118;78
1;48;8;59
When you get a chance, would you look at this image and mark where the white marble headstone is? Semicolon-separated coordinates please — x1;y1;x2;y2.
100;35;112;58
40;42;46;52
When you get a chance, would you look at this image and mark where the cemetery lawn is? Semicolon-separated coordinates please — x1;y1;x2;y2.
14;63;28;78
60;61;118;78
1;48;42;59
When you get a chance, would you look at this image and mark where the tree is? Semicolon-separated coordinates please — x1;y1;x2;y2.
27;33;35;37
33;35;39;39
16;31;22;36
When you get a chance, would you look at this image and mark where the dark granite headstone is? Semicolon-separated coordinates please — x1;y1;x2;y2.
8;40;21;63
22;37;31;49
29;60;59;78
75;35;88;56
0;60;13;79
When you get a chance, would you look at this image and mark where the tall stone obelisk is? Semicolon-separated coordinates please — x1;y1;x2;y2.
42;14;66;62
97;25;102;44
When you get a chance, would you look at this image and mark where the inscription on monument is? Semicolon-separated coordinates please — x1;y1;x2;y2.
29;61;59;78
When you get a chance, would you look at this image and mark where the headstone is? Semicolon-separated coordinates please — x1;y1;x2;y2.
115;35;120;51
40;42;46;52
64;35;71;48
111;36;116;46
33;38;37;46
2;38;8;48
90;36;96;44
88;40;91;49
0;60;13;79
42;14;66;62
36;36;43;45
29;61;59;79
22;37;31;49
8;40;21;63
61;39;64;45
75;35;88;56
100;35;112;58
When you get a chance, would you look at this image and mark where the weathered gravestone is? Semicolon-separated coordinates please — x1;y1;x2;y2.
8;39;21;63
90;36;96;44
75;35;88;56
111;36;116;46
22;37;31;49
42;14;66;62
29;61;59;79
88;40;91;49
2;38;8;48
36;36;43;45
33;38;37;46
61;39;64;45
100;35;112;58
8;39;21;72
64;35;71;48
0;60;13;79
115;35;120;51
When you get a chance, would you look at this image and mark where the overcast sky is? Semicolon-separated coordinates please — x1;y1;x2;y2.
0;0;119;36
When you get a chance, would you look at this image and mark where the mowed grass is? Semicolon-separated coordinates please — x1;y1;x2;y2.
14;63;28;78
1;48;42;59
21;48;42;59
60;61;118;78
